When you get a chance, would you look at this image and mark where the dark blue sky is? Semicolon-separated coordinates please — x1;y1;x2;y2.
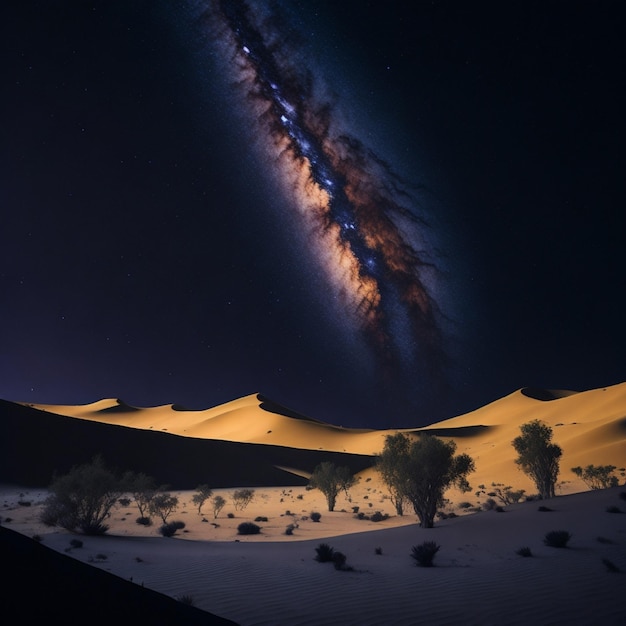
2;1;624;427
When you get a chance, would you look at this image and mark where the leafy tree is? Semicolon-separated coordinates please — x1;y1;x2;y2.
122;471;157;521
489;483;526;506
212;494;226;519
41;455;122;535
376;433;475;528
308;462;356;512
571;465;619;490
232;488;255;511
149;492;179;524
512;420;562;499
376;432;411;515
191;484;213;514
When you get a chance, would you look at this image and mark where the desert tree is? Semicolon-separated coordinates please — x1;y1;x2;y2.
149;492;179;524
212;494;226;519
232;488;255;511
191;484;213;515
376;433;475;528
376;432;411;515
512;420;562;499
571;465;619;490
41;455;122;535
307;461;356;512
121;471;157;522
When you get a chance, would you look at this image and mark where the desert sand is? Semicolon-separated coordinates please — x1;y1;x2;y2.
2;382;626;624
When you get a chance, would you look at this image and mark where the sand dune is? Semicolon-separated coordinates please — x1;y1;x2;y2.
25;381;626;495
2;382;626;625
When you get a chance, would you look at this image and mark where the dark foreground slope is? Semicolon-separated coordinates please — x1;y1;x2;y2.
0;400;374;488
0;525;238;626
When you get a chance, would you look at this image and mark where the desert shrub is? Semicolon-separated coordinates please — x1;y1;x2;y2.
254;516;268;522
315;543;335;563
136;516;152;526
285;524;295;535
118;497;131;507
606;506;622;514
490;484;526;505
544;530;572;548
69;538;83;549
482;498;497;511
495;506;505;513
232;488;255;512
149;493;179;524
602;558;621;573
538;505;553;512
227;512;235;519
458;501;473;509
352;506;359;513
375;546;383;555
42;455;122;535
410;541;440;567
597;536;615;544
237;522;261;535
176;595;194;605
18;500;32;507
370;511;388;522
332;551;347;570
516;547;532;557
310;511;322;522
571;465;619;490
159;520;185;537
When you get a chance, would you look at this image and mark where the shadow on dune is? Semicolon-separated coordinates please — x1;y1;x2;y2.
521;387;579;401
0;401;374;489
0;525;238;625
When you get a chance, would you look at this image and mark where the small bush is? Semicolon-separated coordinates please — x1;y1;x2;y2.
370;511;387;522
237;522;261;535
18;500;32;507
136;516;152;526
310;511;322;522
544;530;572;548
332;551;348;570
602;558;621;573
482;498;497;511
159;520;185;537
375;546;383;555
606;506;622;514
315;543;335;563
458;501;473;509
254;516;268;522
176;594;194;605
227;513;235;519
285;524;295;535
516;547;532;557
69;538;83;549
118;498;131;507
410;541;440;567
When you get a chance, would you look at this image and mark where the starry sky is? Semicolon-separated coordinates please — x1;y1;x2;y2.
2;1;624;428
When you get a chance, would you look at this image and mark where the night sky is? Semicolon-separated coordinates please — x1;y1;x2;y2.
2;1;624;428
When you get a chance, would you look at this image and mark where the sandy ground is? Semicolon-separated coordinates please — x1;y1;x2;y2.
3;483;626;626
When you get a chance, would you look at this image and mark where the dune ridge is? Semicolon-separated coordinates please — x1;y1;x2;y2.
22;381;626;495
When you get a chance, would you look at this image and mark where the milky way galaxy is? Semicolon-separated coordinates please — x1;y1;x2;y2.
197;0;450;393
